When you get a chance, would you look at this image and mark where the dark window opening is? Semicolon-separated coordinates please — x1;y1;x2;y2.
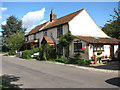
74;43;82;52
57;44;63;55
44;31;47;36
57;25;63;37
34;34;36;40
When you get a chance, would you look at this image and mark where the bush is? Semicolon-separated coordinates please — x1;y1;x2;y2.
22;48;39;59
53;58;68;63
49;58;92;65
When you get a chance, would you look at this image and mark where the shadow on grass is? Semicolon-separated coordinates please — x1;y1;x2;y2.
1;74;23;88
105;77;120;87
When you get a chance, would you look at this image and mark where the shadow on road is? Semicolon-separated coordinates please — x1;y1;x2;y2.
105;77;120;87
2;74;23;88
80;61;120;71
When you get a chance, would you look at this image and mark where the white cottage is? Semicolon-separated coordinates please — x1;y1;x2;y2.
25;8;120;60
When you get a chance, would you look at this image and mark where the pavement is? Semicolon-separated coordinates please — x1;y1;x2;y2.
2;55;120;88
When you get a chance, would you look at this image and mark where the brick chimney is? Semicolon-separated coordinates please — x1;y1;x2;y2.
50;9;57;22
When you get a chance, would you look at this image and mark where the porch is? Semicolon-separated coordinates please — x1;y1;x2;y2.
24;39;39;50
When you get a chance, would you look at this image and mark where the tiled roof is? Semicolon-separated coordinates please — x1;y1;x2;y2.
26;22;47;36
76;36;120;44
26;8;84;36
43;9;83;30
44;36;54;44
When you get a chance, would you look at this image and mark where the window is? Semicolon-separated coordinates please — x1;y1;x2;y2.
34;34;36;40
93;45;104;51
26;36;29;41
57;25;63;37
57;44;63;55
74;40;82;52
74;43;82;52
44;31;47;36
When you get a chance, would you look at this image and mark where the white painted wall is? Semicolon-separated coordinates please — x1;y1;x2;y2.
69;9;109;38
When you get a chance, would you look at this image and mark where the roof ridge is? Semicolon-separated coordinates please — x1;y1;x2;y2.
54;8;84;21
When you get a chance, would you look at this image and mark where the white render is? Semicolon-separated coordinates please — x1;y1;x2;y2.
25;8;119;60
69;9;109;38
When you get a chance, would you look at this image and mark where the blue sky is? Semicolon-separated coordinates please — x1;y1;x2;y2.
0;2;118;34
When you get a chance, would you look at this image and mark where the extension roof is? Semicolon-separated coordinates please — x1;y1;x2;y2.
76;36;120;44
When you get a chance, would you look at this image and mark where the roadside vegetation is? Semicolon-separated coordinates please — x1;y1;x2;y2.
1;16;26;55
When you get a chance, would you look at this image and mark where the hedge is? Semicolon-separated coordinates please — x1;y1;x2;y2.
22;48;39;59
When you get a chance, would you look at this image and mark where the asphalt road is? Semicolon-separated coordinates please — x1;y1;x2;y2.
2;55;119;88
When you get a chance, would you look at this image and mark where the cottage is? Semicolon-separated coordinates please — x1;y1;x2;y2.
25;8;120;60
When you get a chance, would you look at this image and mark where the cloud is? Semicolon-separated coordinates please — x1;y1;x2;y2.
22;8;45;30
40;20;47;24
1;20;6;25
0;16;2;19
0;7;7;12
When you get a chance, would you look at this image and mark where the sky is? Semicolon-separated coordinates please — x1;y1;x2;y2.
0;2;119;35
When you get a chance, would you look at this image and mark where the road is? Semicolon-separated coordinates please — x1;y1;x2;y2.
2;55;119;88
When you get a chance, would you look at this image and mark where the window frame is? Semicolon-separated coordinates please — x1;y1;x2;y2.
34;34;36;40
57;44;63;55
57;25;63;37
74;40;82;52
93;44;104;52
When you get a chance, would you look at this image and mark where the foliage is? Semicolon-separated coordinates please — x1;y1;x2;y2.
102;8;120;39
41;44;56;60
52;58;68;63
1;16;26;52
22;47;39;59
59;32;75;58
46;58;92;65
97;51;103;55
2;16;26;38
6;32;25;55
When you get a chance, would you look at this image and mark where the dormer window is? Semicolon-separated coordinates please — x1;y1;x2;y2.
44;31;47;36
57;25;63;37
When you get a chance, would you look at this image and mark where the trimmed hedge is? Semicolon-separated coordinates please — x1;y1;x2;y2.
22;48;39;59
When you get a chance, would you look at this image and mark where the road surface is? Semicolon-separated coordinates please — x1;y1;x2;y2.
2;55;119;88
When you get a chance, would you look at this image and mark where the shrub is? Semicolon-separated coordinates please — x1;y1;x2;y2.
50;58;92;65
53;58;68;63
22;47;39;59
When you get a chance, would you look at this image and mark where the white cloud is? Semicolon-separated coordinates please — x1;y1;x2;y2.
40;20;47;24
0;7;7;12
0;16;2;19
22;8;45;30
1;20;6;25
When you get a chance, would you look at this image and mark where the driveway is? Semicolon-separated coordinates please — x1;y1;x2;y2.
2;55;119;88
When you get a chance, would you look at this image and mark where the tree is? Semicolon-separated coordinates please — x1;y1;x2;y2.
6;32;25;55
102;8;120;39
1;16;26;52
59;32;75;59
2;16;26;38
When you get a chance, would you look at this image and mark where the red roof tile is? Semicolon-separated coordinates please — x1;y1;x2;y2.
44;36;54;44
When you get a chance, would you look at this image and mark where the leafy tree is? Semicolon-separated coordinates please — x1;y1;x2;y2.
102;8;120;39
1;16;26;52
6;32;25;55
2;16;26;38
59;31;75;59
